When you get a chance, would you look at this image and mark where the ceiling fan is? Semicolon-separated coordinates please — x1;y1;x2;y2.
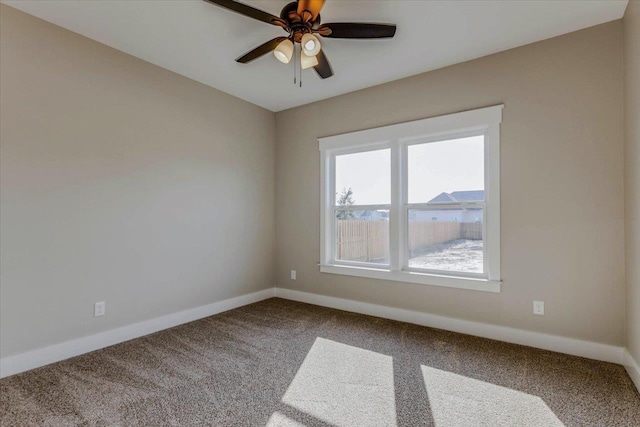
203;0;397;82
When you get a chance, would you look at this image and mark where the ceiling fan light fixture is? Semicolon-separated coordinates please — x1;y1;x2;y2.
205;0;397;81
301;51;319;70
273;39;294;63
301;33;321;56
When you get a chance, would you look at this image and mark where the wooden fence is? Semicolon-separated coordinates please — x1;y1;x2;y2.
461;222;483;240
336;220;390;263
336;220;482;263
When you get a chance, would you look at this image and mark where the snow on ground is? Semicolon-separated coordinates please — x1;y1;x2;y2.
409;239;483;273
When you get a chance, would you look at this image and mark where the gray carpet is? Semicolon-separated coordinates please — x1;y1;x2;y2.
1;298;639;426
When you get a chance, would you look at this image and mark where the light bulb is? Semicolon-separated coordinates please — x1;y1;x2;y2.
273;39;293;64
301;33;321;56
301;51;319;70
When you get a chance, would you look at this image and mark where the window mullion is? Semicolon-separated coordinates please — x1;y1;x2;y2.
333;204;391;211
400;141;408;271
389;139;402;271
323;151;334;265
486;123;501;281
406;202;485;210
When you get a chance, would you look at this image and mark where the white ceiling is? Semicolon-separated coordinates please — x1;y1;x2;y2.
3;0;628;112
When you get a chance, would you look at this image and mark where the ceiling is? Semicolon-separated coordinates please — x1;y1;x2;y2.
3;0;628;112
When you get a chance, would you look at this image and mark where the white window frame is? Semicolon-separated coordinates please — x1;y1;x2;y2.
319;105;502;293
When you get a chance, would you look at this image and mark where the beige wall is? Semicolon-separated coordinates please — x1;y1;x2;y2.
0;5;276;358
275;21;625;346
0;3;631;359
625;0;640;362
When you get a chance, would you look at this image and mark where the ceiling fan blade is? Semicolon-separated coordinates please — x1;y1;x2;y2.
314;50;333;79
297;0;325;21
236;37;287;63
203;0;281;26
318;23;397;39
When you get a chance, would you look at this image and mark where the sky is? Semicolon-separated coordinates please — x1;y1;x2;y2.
335;135;484;206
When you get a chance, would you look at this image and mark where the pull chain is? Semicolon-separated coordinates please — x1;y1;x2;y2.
299;44;303;88
291;42;303;88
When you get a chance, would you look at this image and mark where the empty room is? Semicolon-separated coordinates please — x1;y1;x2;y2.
1;0;639;425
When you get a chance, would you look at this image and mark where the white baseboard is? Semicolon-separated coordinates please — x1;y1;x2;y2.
2;287;631;382
0;288;275;379
274;288;625;365
625;349;640;393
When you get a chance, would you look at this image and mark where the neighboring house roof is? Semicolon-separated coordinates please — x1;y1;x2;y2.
428;190;484;203
359;210;389;220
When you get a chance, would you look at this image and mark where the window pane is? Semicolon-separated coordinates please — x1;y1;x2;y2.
336;149;390;206
407;208;484;273
335;210;389;264
408;136;484;204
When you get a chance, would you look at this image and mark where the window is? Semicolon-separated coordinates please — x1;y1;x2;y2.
334;148;391;266
319;105;502;292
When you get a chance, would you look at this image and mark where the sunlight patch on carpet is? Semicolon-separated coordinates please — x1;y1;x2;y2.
278;337;397;427
266;411;306;427
421;366;565;427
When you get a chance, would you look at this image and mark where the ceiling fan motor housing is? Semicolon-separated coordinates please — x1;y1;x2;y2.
280;1;321;42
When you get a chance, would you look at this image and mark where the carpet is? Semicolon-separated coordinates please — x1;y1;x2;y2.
1;298;639;426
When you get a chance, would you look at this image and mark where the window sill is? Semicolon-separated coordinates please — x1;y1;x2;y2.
319;264;501;293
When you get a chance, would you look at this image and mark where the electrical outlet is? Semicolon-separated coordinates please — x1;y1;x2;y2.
533;301;544;316
291;270;297;280
94;301;106;317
